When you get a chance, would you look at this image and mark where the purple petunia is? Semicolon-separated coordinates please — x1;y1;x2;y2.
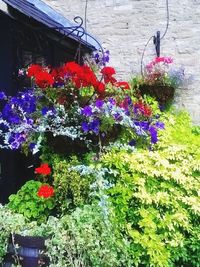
149;126;158;144
90;119;100;135
0;91;6;100
155;121;165;129
41;107;55;116
95;99;104;109
81;122;90;132
29;143;36;150
81;106;93;117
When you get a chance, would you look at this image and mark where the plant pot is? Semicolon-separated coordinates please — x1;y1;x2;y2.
3;234;49;267
139;84;175;105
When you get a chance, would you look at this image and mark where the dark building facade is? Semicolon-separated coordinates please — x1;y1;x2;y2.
0;0;96;203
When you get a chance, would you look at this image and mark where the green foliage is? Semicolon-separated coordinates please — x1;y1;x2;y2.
0;205;26;262
45;204;131;267
0;110;199;266
8;180;55;223
52;156;95;214
157;110;200;148
101;133;200;266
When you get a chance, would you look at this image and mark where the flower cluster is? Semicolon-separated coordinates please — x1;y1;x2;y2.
37;184;54;198
35;163;51;176
81;97;164;145
143;56;185;88
0;59;165;153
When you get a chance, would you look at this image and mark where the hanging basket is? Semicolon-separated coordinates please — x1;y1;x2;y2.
138;84;175;105
45;126;122;156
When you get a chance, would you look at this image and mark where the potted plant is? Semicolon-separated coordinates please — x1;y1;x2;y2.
0;53;166;266
138;56;185;106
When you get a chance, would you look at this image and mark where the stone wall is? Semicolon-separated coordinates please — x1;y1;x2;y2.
44;0;200;124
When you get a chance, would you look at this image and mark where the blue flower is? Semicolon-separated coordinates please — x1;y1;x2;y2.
41;107;55;116
108;98;116;105
8;133;25;149
135;121;149;131
81;122;90;132
0;91;6;100
149;126;158;144
90;119;100;135
81;106;93;117
29;143;36;150
95;100;104;109
155;121;165;129
114;113;122;121
129;139;136;146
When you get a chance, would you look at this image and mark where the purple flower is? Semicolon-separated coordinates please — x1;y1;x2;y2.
135;121;149;131
108;98;116;105
8;132;26;149
93;50;110;66
95;100;104;109
90;119;100;135
81;122;90;132
41;107;55;116
81;106;93;117
114;113;122;121
129;139;136;146
29;143;36;150
0;91;6;100
149;126;158;144
155;121;165;129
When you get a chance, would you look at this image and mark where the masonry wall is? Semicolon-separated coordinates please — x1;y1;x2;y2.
44;0;200;124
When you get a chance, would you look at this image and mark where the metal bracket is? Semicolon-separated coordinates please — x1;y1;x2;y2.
153;31;160;57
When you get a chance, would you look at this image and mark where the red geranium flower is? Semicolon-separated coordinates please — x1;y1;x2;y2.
51;66;65;83
64;61;81;75
37;184;54;198
101;67;117;84
35;163;51;176
101;66;116;76
134;101;152;117
35;71;54;88
94;81;105;95
115;81;130;90
27;64;42;77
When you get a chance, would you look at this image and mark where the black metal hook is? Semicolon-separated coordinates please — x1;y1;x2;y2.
154;31;161;57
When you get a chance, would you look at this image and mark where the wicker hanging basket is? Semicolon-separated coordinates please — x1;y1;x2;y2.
139;84;175;105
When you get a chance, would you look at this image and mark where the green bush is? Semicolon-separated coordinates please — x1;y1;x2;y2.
8;180;55;223
99;112;200;266
45;204;131;267
0;205;26;262
52;156;95;215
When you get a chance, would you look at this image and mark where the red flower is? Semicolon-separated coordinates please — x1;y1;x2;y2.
134;101;152;117
35;71;54;88
101;67;116;76
70;64;98;89
115;81;130;90
51;66;65;83
94;81;105;95
35;163;51;176
37;184;54;198
80;65;97;86
101;67;117;84
27;64;42;77
64;62;81;75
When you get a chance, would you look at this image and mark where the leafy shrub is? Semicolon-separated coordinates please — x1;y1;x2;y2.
100;121;200;266
45;204;131;267
0;205;26;262
51;156;95;215
8;180;55;223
